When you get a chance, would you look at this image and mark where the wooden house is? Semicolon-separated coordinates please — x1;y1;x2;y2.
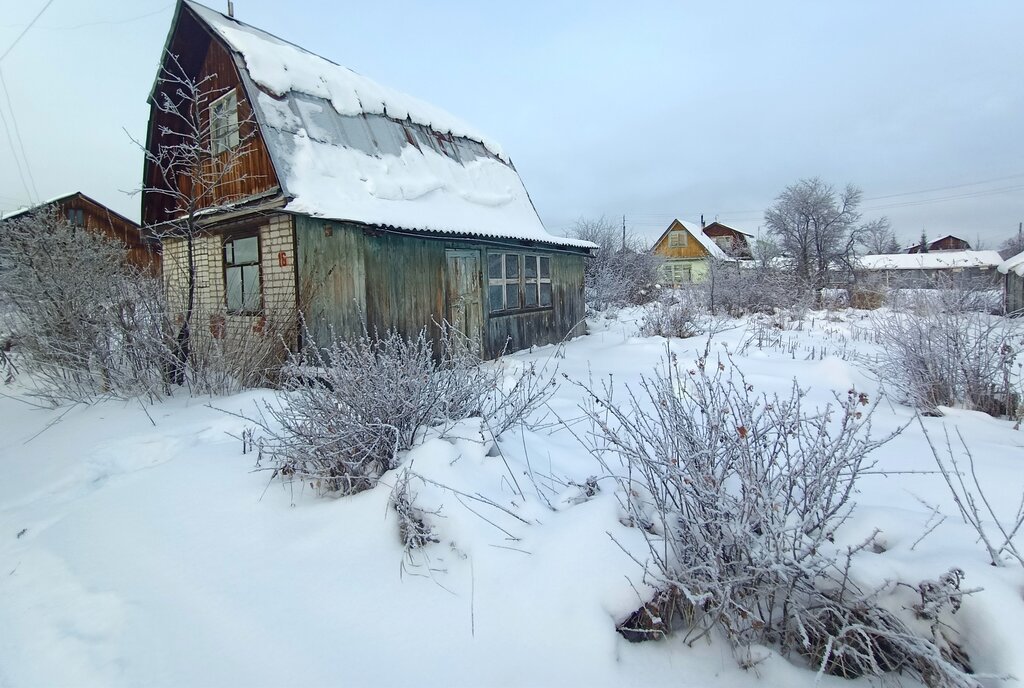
651;219;750;286
906;235;971;253
144;1;594;360
1;192;159;272
998;251;1024;313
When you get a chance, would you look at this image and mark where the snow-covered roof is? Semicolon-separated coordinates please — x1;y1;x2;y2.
858;250;1003;271
183;2;594;250
997;251;1024;277
0;191;139;228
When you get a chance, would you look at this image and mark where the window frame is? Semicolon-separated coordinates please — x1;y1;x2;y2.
223;232;262;315
210;88;240;155
66;208;85;227
488;251;553;314
668;230;687;248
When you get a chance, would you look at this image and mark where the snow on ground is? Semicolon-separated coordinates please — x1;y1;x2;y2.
1;308;1023;687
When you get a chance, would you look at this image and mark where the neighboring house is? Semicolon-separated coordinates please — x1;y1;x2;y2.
998;251;1024;313
1;192;159;272
905;235;971;253
856;250;1002;288
144;1;594;359
651;219;750;285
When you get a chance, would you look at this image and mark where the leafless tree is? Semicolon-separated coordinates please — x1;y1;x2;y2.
764;178;866;291
570;216;661;309
999;229;1024;260
131;53;257;385
858;217;899;255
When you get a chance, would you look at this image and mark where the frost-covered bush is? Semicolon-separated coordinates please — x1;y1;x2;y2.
572;354;977;685
571;217;661;310
256;324;556;496
0;210;174;403
872;304;1022;417
639;290;706;339
705;260;813;316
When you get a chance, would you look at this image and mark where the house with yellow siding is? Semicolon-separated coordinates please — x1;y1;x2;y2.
651;219;752;285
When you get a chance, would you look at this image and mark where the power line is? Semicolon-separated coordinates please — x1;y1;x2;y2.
0;4;174;31
0;86;32;205
0;0;55;63
0;66;38;202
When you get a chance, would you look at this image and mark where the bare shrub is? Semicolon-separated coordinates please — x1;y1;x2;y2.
570;217;661;310
184;312;297;396
871;303;1022;416
0;210;174;403
705;259;813;316
254;323;556;496
921;421;1024;567
639;291;706;339
565;353;978;685
390;469;439;554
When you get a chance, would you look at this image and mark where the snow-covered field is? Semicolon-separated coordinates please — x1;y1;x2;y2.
1;309;1022;687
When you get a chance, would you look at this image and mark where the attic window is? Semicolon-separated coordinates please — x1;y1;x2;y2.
66;208;85;227
210;89;240;155
668;231;687;248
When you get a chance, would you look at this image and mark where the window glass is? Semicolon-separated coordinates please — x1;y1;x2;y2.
540;283;552;306
505;254;519;279
488;284;504;311
224;234;261;314
233;235;259;264
505;283;520;309
488;253;503;279
226;269;243;312
539;256;550;279
524;283;538;307
524;256;537;279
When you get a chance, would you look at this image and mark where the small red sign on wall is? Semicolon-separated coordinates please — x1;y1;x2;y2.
278;251;288;268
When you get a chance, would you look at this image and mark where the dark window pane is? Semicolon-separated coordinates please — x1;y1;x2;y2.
540;256;550;279
505;283;520;309
524;255;537;279
226;266;242;311
505;254;519;279
488;285;504;311
524;283;538;306
540;283;552;306
488;253;503;279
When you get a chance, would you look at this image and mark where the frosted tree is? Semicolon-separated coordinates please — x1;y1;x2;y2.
133;54;256;384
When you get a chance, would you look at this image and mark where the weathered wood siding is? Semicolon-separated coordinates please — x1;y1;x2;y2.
1007;272;1024;314
143;4;279;227
294;216;587;358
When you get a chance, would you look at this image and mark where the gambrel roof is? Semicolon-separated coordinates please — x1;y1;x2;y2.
174;1;593;250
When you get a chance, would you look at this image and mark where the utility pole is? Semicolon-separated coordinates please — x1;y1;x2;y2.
622;215;626;251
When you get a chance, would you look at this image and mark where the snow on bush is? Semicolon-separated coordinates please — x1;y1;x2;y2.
254;324;556;496
871;295;1022;417
571;350;981;685
705;260;813;316
0;210;173;403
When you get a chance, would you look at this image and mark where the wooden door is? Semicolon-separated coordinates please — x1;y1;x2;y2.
445;250;483;353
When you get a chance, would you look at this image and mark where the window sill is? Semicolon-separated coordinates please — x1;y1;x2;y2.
488;305;553;317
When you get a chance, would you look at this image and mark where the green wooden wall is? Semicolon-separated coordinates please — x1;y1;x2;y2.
294;215;587;358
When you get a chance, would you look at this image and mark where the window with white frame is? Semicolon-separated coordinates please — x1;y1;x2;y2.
224;234;261;314
488;252;552;312
210;89;240;155
661;262;691;285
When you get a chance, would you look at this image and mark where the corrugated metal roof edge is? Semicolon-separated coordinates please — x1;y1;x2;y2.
281;209;596;252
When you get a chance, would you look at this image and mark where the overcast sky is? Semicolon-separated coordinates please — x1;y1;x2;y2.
1;1;1022;248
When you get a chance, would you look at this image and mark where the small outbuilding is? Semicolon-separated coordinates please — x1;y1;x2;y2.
905;235;972;254
144;1;594;359
998;251;1024;314
856;250;1002;289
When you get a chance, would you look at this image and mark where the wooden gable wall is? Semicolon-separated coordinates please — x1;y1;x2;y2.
142;5;279;228
651;220;709;260
59;194;159;272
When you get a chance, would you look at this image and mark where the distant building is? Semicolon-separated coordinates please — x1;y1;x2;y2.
0;192;159;273
905;235;971;253
651;219;751;285
857;250;1002;288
